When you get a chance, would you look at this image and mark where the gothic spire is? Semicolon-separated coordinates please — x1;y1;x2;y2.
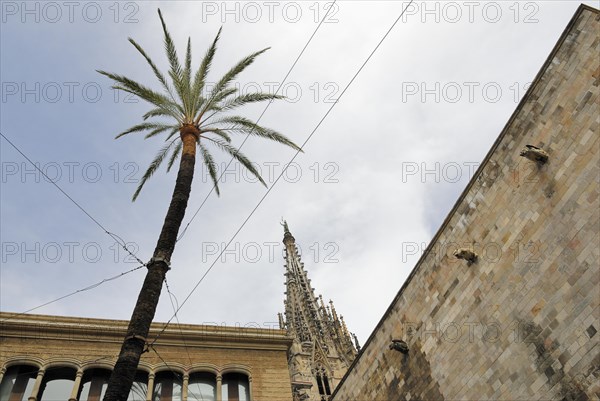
279;221;358;400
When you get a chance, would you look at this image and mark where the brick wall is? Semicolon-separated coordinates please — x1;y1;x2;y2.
332;5;599;401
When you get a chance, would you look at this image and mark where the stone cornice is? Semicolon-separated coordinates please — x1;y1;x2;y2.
0;313;292;351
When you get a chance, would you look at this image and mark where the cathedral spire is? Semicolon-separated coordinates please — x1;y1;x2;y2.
282;218;290;234
279;221;357;401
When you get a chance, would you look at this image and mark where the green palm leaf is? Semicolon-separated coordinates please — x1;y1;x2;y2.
202;128;231;143
212;48;269;98
195;48;269;123
201;93;284;125
157;9;182;82
179;37;193;119
145;125;177;139
116;122;173;139
98;9;301;201
142;107;179;121
97;70;184;121
128;37;176;102
132;139;178;201
199;142;221;196
167;141;183;172
191;27;222;119
204;137;267;187
206;116;302;151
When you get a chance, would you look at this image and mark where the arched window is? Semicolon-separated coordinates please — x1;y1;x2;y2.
188;372;216;401
222;373;249;401
78;368;111;401
323;375;331;395
38;367;77;401
152;371;182;401
316;372;325;396
0;365;38;401
315;367;331;401
127;371;149;401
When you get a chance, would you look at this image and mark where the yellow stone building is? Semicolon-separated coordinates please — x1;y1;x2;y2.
0;313;292;401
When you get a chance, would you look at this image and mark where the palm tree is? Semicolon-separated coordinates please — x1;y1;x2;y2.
98;9;301;401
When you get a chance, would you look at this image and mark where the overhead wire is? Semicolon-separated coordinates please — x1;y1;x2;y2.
0;264;146;323
149;0;416;346
150;345;205;401
0;131;146;266
163;277;202;399
176;0;339;243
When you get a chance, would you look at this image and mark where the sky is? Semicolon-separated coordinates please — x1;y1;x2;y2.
1;0;598;345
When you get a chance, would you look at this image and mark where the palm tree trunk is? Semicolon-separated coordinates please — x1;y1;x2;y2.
103;124;199;401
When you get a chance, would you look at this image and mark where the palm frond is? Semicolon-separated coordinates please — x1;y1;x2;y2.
199;87;238;119
202;128;231;143
167;141;183;172
97;70;183;121
165;127;180;142
145;125;177;139
198;142;221;196
158;9;182;80
195;48;269;123
142;107;180;121
205;116;302;151
181;37;193;119
204;137;266;187
115;122;173;139
128;37;176;102
132;139;177;201
201;92;283;124
191;27;222;119
158;8;187;112
218;92;283;111
212;48;269;97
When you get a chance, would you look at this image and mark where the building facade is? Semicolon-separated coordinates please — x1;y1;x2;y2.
331;4;599;400
0;313;293;401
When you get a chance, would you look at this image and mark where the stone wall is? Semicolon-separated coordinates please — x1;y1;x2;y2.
332;5;599;401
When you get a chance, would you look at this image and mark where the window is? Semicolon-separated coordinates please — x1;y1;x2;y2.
38;367;77;401
188;372;216;401
316;373;325;396
323;375;331;395
0;365;38;401
78;368;111;401
315;368;331;401
152;371;182;401
127;371;149;401
222;373;249;401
